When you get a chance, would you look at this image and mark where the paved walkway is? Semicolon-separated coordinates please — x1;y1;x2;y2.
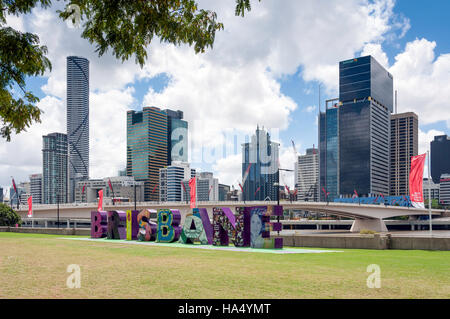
62;237;343;254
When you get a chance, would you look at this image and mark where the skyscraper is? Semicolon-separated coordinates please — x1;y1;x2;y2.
241;127;279;201
390;112;418;196
295;147;319;201
338;56;393;197
164;109;188;165
29;173;43;204
42;133;68;204
159;161;192;202
431;135;450;184
319;99;340;201
127;106;168;201
67;56;89;203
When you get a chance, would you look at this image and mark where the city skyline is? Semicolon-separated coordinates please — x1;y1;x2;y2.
1;1;450;193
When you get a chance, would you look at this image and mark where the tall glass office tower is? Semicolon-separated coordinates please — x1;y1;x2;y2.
164;109;188;165
319;56;393;199
431;135;450;184
67;56;89;202
241;127;279;201
127;107;168;201
319;100;340;201
339;56;393;197
42;133;68;204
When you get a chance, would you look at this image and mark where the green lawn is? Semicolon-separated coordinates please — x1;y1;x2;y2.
0;232;449;299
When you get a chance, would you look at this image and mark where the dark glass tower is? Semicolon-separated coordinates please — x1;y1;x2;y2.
164;109;188;165
431;135;450;184
127;107;168;201
319;100;340;201
67;56;89;202
339;56;393;197
338;56;393;197
241;127;279;201
319;56;393;200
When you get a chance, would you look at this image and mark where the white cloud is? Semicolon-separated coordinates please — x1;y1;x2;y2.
419;129;445;155
361;43;390;68
389;39;450;127
304;105;316;113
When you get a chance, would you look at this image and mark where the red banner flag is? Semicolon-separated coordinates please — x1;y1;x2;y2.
11;177;17;194
189;177;196;208
27;196;33;218
98;189;103;212
409;153;426;209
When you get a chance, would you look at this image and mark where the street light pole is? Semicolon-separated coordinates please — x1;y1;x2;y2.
57;193;60;229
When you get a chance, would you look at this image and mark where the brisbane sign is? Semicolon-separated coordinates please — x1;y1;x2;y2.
91;205;283;249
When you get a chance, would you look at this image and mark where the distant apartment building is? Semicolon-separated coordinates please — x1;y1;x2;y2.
219;184;231;201
295;147;319;201
0;187;3;203
431;135;450;184
439;174;450;206
241;126;279;201
182;172;219;202
42;133;68;204
159;162;193;202
29;174;42;204
423;178;440;202
75;176;144;203
390;112;418;196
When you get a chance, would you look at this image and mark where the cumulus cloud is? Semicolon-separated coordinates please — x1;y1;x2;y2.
389;39;450;127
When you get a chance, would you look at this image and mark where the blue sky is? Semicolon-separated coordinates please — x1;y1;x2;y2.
1;0;450;192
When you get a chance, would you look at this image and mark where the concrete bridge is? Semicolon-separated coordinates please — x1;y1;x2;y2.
16;201;444;232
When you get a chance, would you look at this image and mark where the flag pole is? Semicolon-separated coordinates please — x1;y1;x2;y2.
427;150;432;236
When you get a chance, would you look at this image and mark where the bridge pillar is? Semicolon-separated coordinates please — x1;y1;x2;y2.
350;219;388;233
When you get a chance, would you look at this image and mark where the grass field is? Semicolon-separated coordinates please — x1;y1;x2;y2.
0;232;449;299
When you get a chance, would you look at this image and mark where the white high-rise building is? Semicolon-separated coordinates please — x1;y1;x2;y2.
159;162;194;202
295;147;319;201
29;174;42;204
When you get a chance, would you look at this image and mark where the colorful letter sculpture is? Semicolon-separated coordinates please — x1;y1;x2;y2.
90;206;284;250
246;206;283;249
137;209;157;241
156;209;181;243
234;207;251;247
91;211;107;238
179;208;213;245
126;210;139;240
107;211;127;239
212;207;250;247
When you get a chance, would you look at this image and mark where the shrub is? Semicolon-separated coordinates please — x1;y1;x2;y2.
0;203;22;226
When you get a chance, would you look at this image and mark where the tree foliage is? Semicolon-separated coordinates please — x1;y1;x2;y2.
0;0;259;141
0;203;22;226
